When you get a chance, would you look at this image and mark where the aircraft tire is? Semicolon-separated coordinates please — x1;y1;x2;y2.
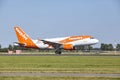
55;51;62;55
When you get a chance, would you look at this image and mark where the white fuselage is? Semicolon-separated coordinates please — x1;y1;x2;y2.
32;37;99;49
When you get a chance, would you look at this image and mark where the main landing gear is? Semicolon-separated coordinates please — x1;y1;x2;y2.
55;49;62;55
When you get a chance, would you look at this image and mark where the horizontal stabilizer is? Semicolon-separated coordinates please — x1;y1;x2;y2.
13;42;25;46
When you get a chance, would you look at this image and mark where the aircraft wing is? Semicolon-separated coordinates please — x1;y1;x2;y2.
41;40;62;49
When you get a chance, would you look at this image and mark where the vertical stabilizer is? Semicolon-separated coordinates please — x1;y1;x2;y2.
14;26;38;48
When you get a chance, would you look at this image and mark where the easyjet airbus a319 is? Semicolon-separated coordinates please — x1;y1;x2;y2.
14;26;99;54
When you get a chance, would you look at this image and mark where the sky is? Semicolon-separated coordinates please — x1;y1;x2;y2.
0;0;120;48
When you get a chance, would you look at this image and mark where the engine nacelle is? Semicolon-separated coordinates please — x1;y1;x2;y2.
62;44;74;50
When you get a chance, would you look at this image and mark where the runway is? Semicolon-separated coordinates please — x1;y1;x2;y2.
0;72;120;77
0;53;120;56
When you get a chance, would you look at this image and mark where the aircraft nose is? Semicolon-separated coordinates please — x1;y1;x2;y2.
94;39;99;44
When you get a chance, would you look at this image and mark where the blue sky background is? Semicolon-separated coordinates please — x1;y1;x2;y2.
0;0;120;48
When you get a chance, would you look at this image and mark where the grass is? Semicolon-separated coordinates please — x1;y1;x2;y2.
0;56;120;79
0;76;120;80
0;56;120;73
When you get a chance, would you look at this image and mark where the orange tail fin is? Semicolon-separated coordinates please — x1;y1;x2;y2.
14;26;38;48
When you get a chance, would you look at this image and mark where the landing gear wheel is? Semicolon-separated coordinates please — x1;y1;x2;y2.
55;50;62;55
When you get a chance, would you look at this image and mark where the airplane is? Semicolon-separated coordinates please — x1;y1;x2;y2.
14;26;99;54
